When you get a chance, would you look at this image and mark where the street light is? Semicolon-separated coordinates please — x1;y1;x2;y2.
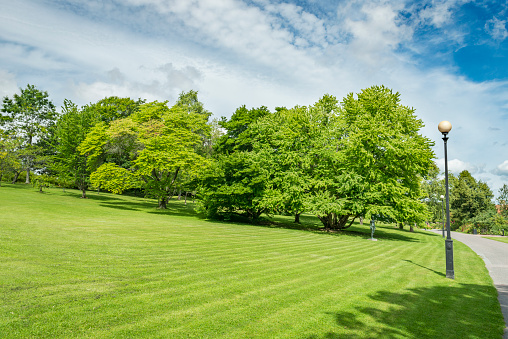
440;194;445;238
438;120;454;279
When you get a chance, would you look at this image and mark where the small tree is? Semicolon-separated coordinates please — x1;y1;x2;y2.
1;84;57;183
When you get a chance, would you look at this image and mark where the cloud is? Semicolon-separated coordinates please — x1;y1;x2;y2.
485;17;508;41
492;160;508;177
341;2;413;65
436;158;485;175
0;70;18;98
73;63;203;104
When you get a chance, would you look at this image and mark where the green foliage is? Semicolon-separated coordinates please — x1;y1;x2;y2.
175;90;211;118
31;174;51;192
215;105;271;154
82;97;210;208
198;151;269;221
420;164;446;223
89;162;137;194
54;100;99;197
450;170;494;227
1;84;57;183
200;87;435;229
466;208;508;235
340;86;434;226
88;96;145;123
498;184;508;218
0;133;22;186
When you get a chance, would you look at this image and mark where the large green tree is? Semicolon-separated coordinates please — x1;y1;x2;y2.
336;86;434;229
198;105;272;221
201;86;435;229
251;87;434;230
1;84;57;183
81;98;210;209
450;170;494;227
53;100;99;198
198;151;269;221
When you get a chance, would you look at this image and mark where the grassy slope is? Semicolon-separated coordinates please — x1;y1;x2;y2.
0;184;504;338
483;236;508;244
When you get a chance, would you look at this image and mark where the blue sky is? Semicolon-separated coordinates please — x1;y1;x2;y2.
1;0;507;194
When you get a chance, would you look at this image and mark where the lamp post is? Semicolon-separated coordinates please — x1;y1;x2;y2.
440;194;445;238
438;121;454;279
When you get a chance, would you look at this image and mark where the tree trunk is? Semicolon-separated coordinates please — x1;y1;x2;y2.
11;171;19;184
318;213;352;230
158;196;168;209
25;168;30;184
399;222;404;230
410;223;414;232
294;212;301;224
81;189;87;199
178;189;182;200
184;191;188;205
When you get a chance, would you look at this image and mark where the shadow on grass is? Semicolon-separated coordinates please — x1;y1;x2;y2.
402;259;446;278
308;284;503;339
254;219;421;242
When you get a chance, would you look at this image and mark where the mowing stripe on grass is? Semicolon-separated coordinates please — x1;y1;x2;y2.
0;184;504;338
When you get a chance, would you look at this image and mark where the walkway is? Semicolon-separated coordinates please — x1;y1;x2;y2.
449;232;508;338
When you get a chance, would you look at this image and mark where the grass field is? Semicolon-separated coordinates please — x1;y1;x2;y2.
483;236;508;244
0;183;505;338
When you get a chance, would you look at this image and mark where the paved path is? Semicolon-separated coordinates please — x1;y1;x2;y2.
448;232;508;338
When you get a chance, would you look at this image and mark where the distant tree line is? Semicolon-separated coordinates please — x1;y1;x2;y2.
1;84;507;233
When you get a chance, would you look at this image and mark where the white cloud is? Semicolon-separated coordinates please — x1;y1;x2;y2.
436;158;484;175
342;2;413;65
0;70;18;99
485;17;508;41
493;160;508;177
73;63;204;104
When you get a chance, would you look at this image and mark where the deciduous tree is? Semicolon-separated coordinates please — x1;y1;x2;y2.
1;84;57;183
54;100;99;198
450;170;494;227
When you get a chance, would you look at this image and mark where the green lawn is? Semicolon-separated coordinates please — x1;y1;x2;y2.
483;236;508;244
0;184;504;338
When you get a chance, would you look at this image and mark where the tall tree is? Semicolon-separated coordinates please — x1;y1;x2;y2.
1;84;57;183
450;170;494;227
198;105;272;221
82;100;210;209
337;86;434;229
198;151;269;221
54;100;99;198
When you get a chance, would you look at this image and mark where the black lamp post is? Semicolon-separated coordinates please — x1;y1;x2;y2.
439;121;454;279
440;194;445;238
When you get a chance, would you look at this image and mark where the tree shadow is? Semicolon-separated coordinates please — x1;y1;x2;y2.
309;284;503;339
252;219;421;242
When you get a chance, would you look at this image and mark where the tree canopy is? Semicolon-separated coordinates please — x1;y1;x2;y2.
199;86;436;228
1;84;57;183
